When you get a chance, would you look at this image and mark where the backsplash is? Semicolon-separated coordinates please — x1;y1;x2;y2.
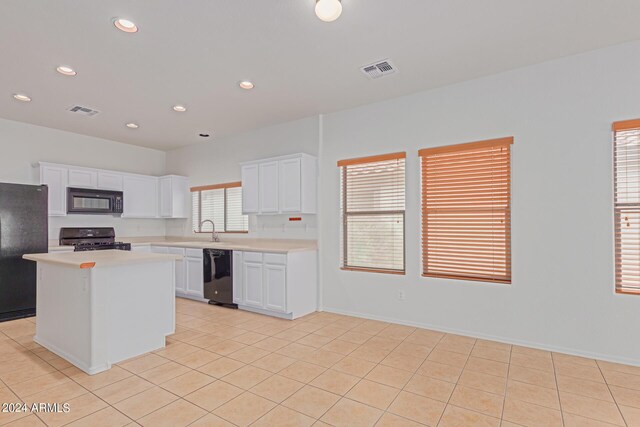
48;215;166;240
164;214;317;240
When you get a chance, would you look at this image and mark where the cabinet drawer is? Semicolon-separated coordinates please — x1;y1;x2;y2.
264;253;287;265
185;248;203;258
243;252;263;263
151;246;169;254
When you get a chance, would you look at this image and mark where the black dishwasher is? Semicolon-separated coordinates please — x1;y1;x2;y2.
203;249;236;308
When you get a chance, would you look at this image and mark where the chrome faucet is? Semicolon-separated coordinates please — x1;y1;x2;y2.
200;220;220;242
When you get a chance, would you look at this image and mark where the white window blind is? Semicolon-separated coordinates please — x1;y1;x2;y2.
613;119;640;295
191;182;248;233
338;152;406;274
420;137;513;284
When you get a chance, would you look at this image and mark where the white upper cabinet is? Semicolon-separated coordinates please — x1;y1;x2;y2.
279;157;302;213
38;162;187;219
97;172;124;191
122;174;158;218
159;175;189;218
40;164;68;216
241;164;260;214
240;153;317;215
259;161;279;213
68;168;98;189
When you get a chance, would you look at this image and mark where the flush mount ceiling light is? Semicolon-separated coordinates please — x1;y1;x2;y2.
56;65;77;76
13;93;31;102
125;122;139;129
172;105;187;112
238;81;254;90
114;18;138;33
315;0;342;22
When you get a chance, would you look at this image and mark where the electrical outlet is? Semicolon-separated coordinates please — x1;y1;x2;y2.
397;290;405;301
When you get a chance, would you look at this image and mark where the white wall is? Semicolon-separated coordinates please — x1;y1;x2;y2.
0;118;167;239
165;116;320;239
319;41;640;365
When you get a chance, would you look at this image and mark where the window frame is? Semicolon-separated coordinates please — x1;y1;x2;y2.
419;137;513;284
338;152;407;275
191;181;248;234
612;119;640;295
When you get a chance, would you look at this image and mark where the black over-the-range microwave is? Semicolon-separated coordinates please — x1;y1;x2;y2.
67;187;124;214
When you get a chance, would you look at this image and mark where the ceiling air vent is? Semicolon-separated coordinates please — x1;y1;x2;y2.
67;105;100;117
360;59;397;80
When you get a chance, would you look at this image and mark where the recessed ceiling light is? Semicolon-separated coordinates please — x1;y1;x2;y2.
56;66;77;76
126;122;139;129
315;0;342;22
13;93;31;102
173;105;187;112
239;81;254;90
114;18;138;33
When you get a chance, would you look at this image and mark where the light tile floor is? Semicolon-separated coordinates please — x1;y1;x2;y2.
0;298;638;426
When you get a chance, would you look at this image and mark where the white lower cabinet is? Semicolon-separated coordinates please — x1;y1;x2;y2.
185;253;203;298
151;246;203;300
243;255;264;308
264;263;286;312
233;250;317;319
232;251;243;304
167;247;186;294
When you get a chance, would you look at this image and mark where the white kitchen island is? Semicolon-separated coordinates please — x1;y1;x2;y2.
23;250;180;375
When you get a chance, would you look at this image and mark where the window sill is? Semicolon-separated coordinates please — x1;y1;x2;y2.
616;288;640;295
341;267;405;275
422;273;511;285
193;231;248;234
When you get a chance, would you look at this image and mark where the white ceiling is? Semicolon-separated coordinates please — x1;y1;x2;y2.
2;0;640;151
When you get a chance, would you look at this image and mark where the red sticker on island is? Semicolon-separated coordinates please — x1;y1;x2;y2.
289;217;302;221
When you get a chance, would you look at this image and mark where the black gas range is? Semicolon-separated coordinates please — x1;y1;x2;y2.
59;227;131;252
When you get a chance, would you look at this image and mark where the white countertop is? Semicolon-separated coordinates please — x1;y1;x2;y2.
48;237;317;254
24;250;181;269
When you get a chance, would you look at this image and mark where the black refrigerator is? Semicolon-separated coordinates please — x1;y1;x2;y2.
0;183;48;322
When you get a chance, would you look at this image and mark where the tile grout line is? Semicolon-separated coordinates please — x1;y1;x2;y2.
499;342;514;424
596;359;630;427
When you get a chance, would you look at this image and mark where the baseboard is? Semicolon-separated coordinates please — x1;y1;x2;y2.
322;306;640;368
238;305;294;320
33;335;110;375
176;294;209;303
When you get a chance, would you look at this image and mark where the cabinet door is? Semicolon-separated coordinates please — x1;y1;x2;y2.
259;161;279;213
264;263;286;312
241;164;260;214
243;261;263;308
185;256;204;298
171;177;189;218
97;172;123;191
168;247;186;293
158;177;172;218
40;165;68;216
68;168;98;189
279;158;302;213
122;175;158;218
233;251;244;304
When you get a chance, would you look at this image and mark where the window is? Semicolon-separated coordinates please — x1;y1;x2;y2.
420;137;513;284
338;152;406;274
613;119;640;295
191;182;248;233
